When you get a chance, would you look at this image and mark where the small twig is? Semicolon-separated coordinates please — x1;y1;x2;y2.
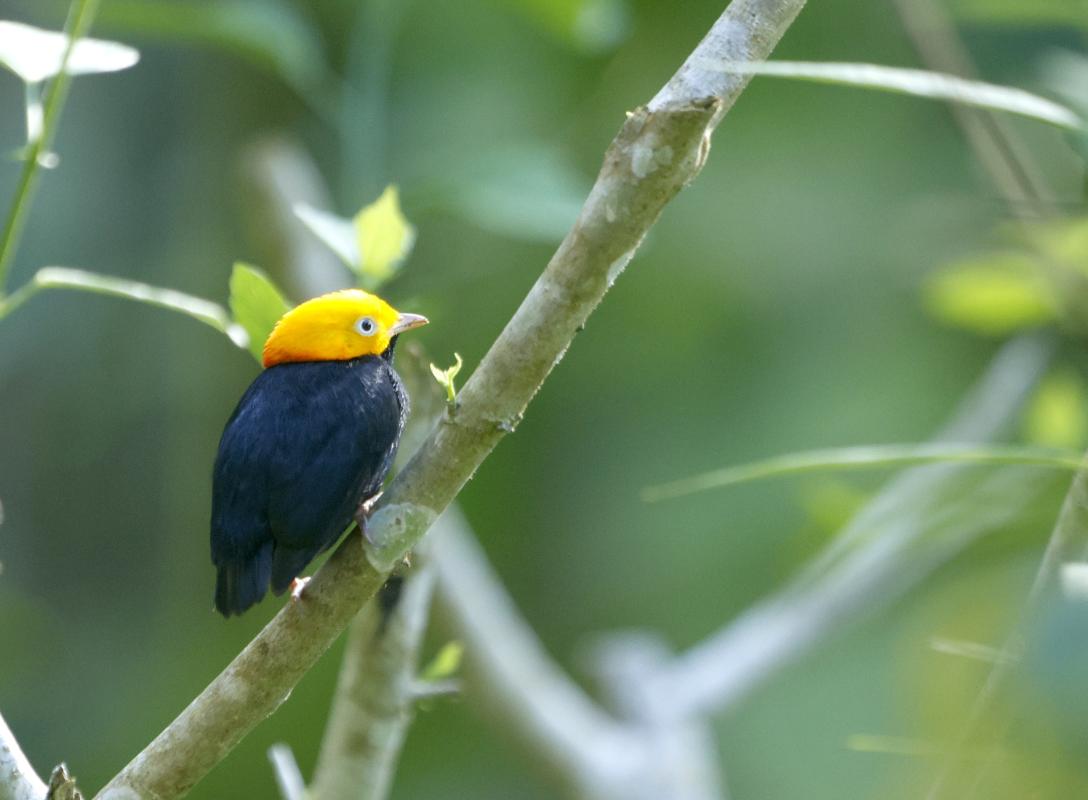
267;744;305;800
0;711;47;800
308;564;436;800
0;0;103;294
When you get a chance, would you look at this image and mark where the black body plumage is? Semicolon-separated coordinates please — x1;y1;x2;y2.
210;345;407;616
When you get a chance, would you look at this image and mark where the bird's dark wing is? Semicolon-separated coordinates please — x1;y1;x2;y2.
210;371;281;616
211;359;405;614
263;360;403;593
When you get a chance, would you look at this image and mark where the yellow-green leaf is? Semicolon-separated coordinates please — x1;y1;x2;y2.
924;255;1056;336
353;185;415;289
420;641;463;682
429;353;464;404
229;262;291;363
1024;369;1088;449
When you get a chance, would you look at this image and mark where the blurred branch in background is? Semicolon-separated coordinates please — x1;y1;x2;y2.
927;457;1088;800
90;1;810;796
425;337;1048;799
889;3;1087;796
0;711;46;800
891;0;1055;217
637;334;1054;723
433;508;724;800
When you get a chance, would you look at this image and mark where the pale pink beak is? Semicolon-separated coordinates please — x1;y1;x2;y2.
390;312;429;335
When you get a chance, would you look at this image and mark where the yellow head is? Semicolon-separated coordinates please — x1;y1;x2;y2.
262;289;428;368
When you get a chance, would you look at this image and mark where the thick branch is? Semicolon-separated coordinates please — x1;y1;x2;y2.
94;2;807;796
0;711;46;800
308;565;435;800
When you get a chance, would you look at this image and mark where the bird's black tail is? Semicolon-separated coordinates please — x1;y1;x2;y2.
214;543;273;617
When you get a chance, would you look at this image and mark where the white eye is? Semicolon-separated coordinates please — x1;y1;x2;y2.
355;316;378;337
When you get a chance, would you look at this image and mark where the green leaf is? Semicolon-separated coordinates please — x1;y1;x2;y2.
353;185;416;289
642;443;1085;502
1024;370;1088;450
0;267;245;346
229;263;291;363
419;641;463;682
96;0;329;99
703;60;1085;130
0;20;139;83
429;353;464;404
293;204;359;269
924;255;1056;336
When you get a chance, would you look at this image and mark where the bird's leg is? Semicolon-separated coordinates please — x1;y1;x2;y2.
289;576;311;602
355;491;384;542
359;491;383;517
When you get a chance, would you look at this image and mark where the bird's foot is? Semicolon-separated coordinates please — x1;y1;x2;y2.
355;491;384;538
290;576;311;602
358;491;383;518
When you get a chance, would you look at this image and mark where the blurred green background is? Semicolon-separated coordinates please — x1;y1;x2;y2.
1;0;1087;797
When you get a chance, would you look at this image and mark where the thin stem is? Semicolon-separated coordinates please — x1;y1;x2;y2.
0;0;103;295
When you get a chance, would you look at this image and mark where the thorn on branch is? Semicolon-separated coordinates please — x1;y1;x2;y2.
47;764;83;800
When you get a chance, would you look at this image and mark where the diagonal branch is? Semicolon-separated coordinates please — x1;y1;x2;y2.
93;1;808;796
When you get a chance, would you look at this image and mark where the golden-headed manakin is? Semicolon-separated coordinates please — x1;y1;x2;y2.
210;289;427;616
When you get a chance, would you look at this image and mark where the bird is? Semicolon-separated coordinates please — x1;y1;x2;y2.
210;289;428;617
